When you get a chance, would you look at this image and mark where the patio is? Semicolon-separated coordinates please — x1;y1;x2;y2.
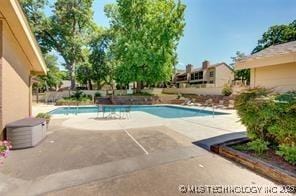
0;105;282;195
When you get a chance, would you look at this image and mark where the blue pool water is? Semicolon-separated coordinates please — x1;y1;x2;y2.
49;105;226;118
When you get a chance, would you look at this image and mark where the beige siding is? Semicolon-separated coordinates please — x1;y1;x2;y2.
215;65;234;87
0;20;31;134
252;62;296;92
0;21;2;133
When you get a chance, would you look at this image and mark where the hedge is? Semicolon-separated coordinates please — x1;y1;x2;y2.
235;88;296;165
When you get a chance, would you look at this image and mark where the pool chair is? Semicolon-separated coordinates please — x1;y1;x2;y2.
97;105;105;118
182;99;193;106
194;102;203;107
226;100;235;109
123;106;131;119
214;100;226;109
202;99;213;107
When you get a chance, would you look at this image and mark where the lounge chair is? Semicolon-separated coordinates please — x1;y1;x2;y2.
123;106;131;119
97;105;105;118
202;98;213;107
182;99;192;106
214;100;226;109
194;102;203;107
227;100;235;109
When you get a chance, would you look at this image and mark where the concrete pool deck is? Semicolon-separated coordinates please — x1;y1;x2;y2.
0;104;287;195
33;104;244;141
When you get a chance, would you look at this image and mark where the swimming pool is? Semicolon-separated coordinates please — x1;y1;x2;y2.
49;105;227;118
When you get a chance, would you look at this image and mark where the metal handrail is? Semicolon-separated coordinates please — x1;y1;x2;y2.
198;103;215;118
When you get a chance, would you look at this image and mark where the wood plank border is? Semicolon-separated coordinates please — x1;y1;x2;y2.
213;141;296;185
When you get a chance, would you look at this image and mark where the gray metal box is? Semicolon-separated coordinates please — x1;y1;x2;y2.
6;118;47;149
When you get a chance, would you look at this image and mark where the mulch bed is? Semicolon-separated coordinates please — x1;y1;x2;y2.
213;140;296;185
231;143;296;174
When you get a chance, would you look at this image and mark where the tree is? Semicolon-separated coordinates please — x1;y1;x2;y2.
21;0;95;89
105;0;186;90
252;20;296;54
89;30;113;90
20;0;50;53
230;51;250;85
76;62;93;90
35;54;63;91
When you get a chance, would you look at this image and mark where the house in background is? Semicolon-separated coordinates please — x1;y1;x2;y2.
173;60;234;88
236;41;296;93
0;0;47;137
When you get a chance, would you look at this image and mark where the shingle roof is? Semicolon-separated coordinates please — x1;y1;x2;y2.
176;62;232;76
191;62;231;72
242;41;296;61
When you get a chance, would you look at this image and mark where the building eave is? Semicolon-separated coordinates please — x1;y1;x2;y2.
236;52;296;70
0;0;47;75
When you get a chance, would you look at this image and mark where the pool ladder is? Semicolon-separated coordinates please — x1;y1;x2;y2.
65;105;79;116
198;104;215;118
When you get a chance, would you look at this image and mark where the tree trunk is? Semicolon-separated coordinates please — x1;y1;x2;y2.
136;81;141;93
97;81;101;90
69;64;76;90
136;81;144;93
88;80;93;90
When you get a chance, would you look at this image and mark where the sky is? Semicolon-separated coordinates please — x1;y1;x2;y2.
92;0;296;69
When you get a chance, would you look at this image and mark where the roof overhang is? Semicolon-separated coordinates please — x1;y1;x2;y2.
0;0;47;75
236;52;296;70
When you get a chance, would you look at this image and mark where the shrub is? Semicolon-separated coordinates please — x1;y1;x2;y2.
276;91;296;103
69;90;92;101
247;139;269;155
56;98;67;105
277;144;296;165
72;90;84;100
36;113;51;124
235;88;296;164
177;93;182;99
222;85;233;96
235;87;276;142
94;92;101;97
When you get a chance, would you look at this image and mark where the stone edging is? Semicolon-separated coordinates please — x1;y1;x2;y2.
212;140;296;185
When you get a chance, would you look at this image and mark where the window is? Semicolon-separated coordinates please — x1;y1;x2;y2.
190;71;203;81
209;80;214;84
209;71;214;77
198;71;203;79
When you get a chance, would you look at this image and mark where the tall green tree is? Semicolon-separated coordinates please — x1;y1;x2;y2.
105;0;186;90
230;51;250;85
21;0;95;89
35;54;63;91
252;20;296;54
89;30;113;90
20;0;50;53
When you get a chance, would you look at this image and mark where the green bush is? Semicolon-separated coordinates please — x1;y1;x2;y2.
277;144;296;165
222;85;233;96
36;113;51;124
235;88;276;142
72;90;84;100
247;139;269;155
69;90;92;101
235;88;296;164
177;93;182;99
56;91;93;105
275;91;296;103
94;92;101;97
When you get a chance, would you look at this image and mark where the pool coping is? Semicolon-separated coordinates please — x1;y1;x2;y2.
48;104;231;119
